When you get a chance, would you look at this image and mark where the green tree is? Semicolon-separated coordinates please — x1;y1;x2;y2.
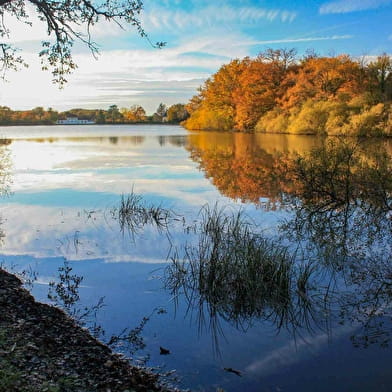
0;0;165;85
95;110;106;124
156;103;167;117
44;107;59;123
31;106;45;121
0;106;11;124
106;104;123;123
153;103;167;122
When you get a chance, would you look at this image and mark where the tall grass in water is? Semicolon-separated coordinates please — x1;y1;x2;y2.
165;205;318;342
116;192;172;236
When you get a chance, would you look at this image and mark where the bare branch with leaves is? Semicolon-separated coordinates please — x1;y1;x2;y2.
0;0;165;85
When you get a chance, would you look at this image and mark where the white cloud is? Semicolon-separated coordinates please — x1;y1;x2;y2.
245;324;356;377
247;35;353;46
0;29;357;112
4;3;296;45
0;32;253;111
1;4;47;43
320;0;392;14
142;5;297;31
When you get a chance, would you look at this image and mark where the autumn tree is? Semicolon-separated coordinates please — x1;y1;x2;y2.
367;54;392;102
185;59;247;130
185;49;392;136
185;94;202;115
0;0;164;85
0;106;12;124
233;50;297;131
167;103;189;123
121;105;146;122
282;55;364;109
31;106;45;120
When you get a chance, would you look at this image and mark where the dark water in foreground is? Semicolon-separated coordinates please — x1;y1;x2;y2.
0;124;391;391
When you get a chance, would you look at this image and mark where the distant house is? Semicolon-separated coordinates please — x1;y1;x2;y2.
57;116;95;125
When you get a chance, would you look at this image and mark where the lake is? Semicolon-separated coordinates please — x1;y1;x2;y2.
0;124;391;391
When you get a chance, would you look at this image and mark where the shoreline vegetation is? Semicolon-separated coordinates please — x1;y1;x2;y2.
183;49;392;137
0;103;189;127
2;49;391;137
0;268;173;392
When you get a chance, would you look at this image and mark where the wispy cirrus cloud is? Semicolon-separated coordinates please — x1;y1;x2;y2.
320;0;392;14
142;5;297;31
246;34;353;46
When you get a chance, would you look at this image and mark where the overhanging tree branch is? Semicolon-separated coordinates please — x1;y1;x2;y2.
0;0;165;86
0;0;13;6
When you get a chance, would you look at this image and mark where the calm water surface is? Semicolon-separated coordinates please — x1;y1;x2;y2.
0;124;391;391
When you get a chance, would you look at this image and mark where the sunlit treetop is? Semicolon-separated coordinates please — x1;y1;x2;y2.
0;0;165;86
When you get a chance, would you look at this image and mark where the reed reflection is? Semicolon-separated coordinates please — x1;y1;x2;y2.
165;205;328;352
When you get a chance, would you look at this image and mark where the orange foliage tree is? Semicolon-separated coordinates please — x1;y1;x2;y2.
184;49;391;136
279;55;365;110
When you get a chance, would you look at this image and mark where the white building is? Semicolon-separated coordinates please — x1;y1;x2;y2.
57;117;95;125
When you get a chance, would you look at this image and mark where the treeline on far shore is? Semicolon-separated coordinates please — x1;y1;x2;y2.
0;102;189;126
184;49;392;136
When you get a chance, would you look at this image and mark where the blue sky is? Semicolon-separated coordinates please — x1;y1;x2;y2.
0;0;391;113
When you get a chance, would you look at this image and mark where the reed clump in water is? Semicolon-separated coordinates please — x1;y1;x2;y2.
165;205;316;332
116;192;172;236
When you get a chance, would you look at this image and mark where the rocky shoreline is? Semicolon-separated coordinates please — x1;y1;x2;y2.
0;268;175;392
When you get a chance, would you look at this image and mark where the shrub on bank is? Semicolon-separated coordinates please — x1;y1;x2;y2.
183;108;234;131
342;103;389;136
255;108;289;133
255;100;392;136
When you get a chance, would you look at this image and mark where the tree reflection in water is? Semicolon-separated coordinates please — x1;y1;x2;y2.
0;139;12;246
186;132;321;207
166;136;392;351
283;140;392;349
